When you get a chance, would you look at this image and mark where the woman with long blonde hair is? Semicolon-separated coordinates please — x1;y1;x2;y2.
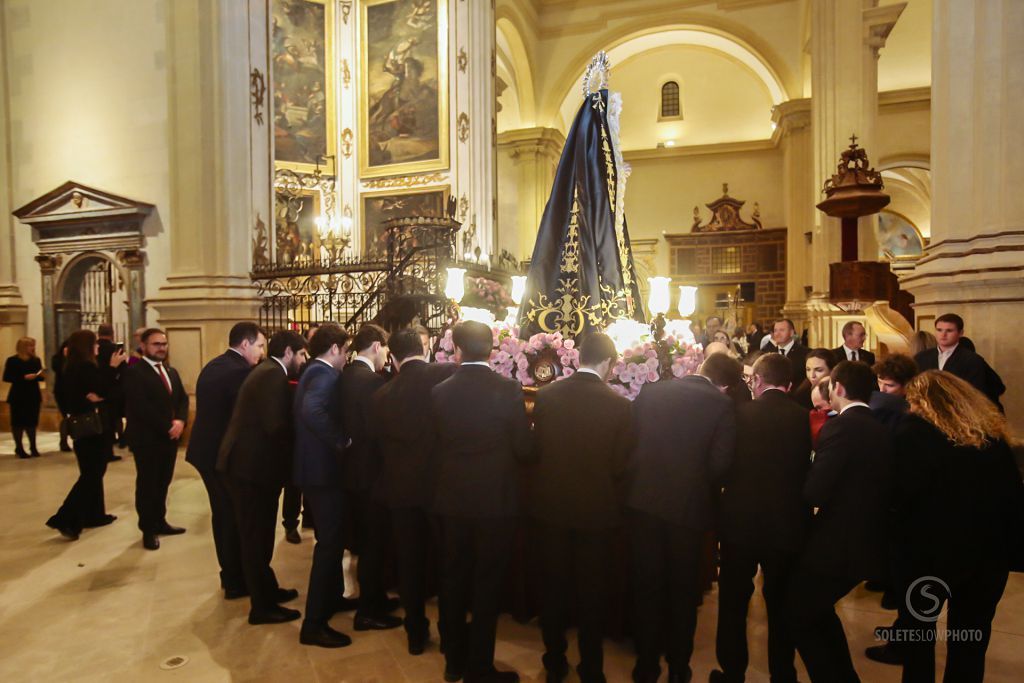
893;370;1024;683
3;336;44;458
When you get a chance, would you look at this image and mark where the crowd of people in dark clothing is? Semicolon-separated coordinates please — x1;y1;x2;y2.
5;311;1024;683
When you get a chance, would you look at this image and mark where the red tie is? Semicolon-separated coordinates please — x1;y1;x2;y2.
155;362;172;394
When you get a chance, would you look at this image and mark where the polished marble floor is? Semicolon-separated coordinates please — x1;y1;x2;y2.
2;432;1023;682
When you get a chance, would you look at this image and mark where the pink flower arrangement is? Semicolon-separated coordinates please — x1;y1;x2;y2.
434;323;701;399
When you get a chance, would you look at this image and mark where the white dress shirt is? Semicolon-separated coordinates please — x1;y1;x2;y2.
937;344;958;371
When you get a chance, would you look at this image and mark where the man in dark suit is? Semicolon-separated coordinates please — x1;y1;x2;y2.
712;353;811;683
763;318;809;389
186;322;265;599
294;324;354;648
914;313;1005;409
96;323;126;457
121;328;190;550
531;332;632;683
627;353;737;683
432;321;531;683
218;330;307;625
338;323;402;631
785;361;892;683
832;320;875;365
369;327;456;654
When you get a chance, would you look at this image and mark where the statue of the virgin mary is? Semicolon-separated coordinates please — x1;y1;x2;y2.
518;52;645;340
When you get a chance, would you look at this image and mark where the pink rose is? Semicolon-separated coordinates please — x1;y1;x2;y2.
562;367;575;378
563;339;575;350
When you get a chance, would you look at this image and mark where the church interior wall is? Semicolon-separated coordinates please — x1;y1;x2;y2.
3;0;172;346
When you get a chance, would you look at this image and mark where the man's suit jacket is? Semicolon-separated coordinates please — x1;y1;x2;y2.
293;360;347;489
337;360;387;492
719;389;812;554
530;372;633;530
122;360;189;452
369;359;456;508
763;341;809;388
216;359;294;489
915;346;1006;408
430;365;531;518
626;374;736;530
832;346;875;366
186;350;253;473
800;405;891;580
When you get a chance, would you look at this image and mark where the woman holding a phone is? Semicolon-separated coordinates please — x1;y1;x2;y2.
3;336;44;458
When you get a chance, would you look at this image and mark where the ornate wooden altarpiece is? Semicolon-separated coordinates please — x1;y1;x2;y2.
13;181;152;368
667;184;786;326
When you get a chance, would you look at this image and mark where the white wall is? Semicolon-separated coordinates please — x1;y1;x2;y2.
4;0;171;343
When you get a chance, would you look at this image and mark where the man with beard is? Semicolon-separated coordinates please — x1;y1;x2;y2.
218;330;308;625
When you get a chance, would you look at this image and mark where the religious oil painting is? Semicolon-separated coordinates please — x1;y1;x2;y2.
272;0;335;173
359;0;449;179
877;211;924;261
275;188;321;265
362;187;448;258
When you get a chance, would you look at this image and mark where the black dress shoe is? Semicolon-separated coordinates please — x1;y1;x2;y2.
57;526;80;541
59;442;72;452
224;586;249;600
158;523;186;535
275;587;299;603
143;533;160;550
83;514;117;528
248;605;301;625
865;643;904;665
331;596;359;614
300;624;352;648
545;666;568;683
382;596;401;613
444;669;464;683
30;448;41;458
408;630;428;655
354;612;403;630
466;669;519;683
285;528;301;544
668;671;692;683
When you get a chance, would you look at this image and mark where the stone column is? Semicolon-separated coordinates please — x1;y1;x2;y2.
808;0;903;345
903;0;1024;429
497;127;564;261
454;0;497;257
775;99;813;333
149;0;263;392
0;10;27;355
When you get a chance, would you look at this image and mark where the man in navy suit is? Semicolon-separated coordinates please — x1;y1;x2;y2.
914;313;1005;409
627;353;737;683
122;328;190;551
294;324;354;648
832;321;875;366
185;322;265;599
432;321;531;683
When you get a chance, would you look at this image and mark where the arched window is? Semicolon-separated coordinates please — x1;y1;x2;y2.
660;81;681;119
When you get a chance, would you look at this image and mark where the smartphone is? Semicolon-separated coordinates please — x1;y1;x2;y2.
115;342;125;353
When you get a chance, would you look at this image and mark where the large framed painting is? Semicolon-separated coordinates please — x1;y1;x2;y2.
362;186;449;258
275;187;321;265
272;0;335;173
359;0;449;179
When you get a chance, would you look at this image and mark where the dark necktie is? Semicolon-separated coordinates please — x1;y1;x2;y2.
155;362;172;394
778;348;785;356
851;350;858;361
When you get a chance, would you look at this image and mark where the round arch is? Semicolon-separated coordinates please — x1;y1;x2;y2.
496;14;537;127
544;23;790;128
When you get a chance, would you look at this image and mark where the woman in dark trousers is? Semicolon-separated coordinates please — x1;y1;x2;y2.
4;337;44;458
52;340;72;452
894;370;1024;683
45;330;126;540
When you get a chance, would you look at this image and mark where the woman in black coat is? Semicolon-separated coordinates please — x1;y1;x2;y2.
45;330;125;540
4;337;44;458
893;370;1024;683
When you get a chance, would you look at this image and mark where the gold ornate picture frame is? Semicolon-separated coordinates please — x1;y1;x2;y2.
359;0;449;179
361;185;450;258
272;0;336;174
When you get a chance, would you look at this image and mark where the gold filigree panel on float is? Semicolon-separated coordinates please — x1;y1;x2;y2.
361;186;450;259
272;0;336;174
359;0;449;179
